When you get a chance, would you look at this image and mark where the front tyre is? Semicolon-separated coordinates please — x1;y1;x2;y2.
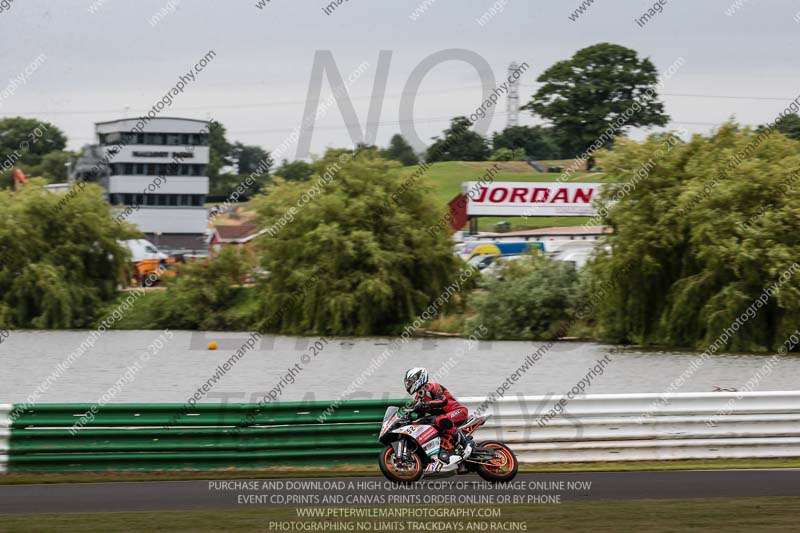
475;441;518;482
378;443;424;484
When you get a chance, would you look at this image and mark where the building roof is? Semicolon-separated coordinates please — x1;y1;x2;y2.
214;224;258;240
212;224;266;244
95;117;210;135
477;226;612;238
145;233;208;253
95;117;209;126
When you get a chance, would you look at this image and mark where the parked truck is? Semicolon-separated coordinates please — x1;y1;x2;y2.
122;239;183;286
461;241;545;262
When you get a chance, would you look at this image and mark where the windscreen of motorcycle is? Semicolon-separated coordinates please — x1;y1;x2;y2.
380;406;400;437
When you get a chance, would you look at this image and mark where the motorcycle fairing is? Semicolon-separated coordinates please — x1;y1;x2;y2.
391;423;441;457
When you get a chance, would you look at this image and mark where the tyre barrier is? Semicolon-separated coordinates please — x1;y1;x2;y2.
1;392;799;472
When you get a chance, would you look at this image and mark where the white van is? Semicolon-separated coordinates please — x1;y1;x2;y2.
122;239;168;262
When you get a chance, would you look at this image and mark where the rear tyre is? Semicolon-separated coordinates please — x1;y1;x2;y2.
378;443;424;484
475;441;518;482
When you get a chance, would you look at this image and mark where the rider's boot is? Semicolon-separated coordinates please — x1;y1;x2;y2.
455;431;473;458
441;432;472;466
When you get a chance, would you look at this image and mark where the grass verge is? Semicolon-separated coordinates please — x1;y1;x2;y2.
2;457;798;485
1;498;799;532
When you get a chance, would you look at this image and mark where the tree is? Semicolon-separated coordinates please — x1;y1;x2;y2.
0;150;74;189
231;142;271;175
252;150;461;335
759;113;800;141
0;118;68;189
425;117;490;162
381;134;418;166
586;123;800;352
489;147;526;161
158;247;250;330
0;180;136;329
465;255;579;340
523;43;670;169
275;159;313;181
209;173;266;198
29;151;75;183
207;120;233;182
492;125;561;160
0;117;67;166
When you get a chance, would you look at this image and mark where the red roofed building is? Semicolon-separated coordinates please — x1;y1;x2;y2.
209;224;266;256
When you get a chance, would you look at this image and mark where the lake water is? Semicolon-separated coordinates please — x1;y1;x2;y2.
0;330;797;404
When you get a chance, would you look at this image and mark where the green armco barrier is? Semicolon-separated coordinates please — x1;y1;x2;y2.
2;399;406;472
11;399;401;427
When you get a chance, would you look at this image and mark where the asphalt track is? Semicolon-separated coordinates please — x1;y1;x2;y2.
2;469;800;514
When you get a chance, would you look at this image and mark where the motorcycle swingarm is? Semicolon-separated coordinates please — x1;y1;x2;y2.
468;448;498;461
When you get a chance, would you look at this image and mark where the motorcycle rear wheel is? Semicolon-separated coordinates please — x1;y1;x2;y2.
475;441;518;482
378;444;424;484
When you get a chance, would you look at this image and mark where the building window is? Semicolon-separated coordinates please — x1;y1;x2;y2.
166;134;181;146
135;163;145;175
169;195;178;206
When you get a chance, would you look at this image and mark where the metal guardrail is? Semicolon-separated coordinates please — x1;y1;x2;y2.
465;391;800;463
2;392;799;472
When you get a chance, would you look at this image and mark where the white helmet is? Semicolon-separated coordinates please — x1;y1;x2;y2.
404;367;428;394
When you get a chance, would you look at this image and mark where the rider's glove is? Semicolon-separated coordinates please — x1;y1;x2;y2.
415;402;429;413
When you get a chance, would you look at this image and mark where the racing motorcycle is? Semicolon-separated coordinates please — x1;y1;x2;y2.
378;406;518;483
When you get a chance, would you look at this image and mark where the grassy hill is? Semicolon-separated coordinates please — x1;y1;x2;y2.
209;160;617;233
398;160;618;232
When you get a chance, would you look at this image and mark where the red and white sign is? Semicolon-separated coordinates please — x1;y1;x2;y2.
463;181;604;217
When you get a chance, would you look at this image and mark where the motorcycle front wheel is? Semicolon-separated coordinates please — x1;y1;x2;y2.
475;441;518;482
378;444;424;484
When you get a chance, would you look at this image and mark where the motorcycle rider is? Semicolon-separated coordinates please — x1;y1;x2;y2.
404;367;472;465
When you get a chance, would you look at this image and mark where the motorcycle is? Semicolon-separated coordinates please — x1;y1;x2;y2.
377;406;518;483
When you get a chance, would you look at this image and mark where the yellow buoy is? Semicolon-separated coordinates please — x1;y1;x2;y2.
208;341;218;350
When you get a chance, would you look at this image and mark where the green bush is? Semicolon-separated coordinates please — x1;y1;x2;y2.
252;149;461;335
156;247;252;330
489;147;526;161
465;255;579;340
587;124;800;351
0;181;135;329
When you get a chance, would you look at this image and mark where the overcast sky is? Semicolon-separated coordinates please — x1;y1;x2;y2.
2;0;799;157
